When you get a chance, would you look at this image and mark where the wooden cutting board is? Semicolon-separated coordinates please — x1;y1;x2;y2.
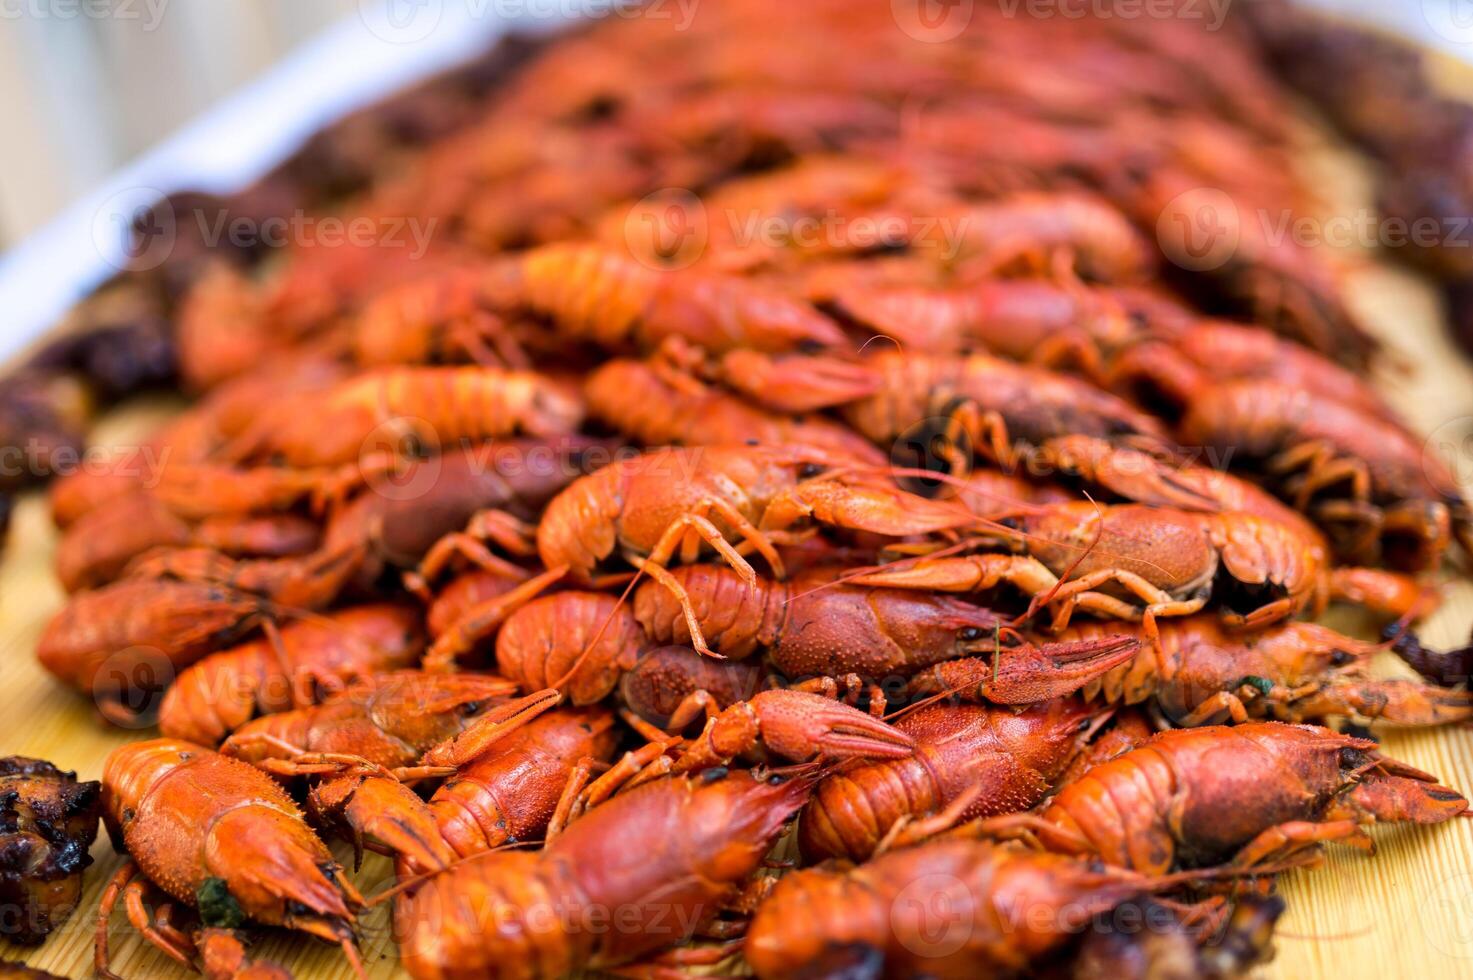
4;105;1473;980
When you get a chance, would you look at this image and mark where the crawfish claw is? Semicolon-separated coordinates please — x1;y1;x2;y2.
680;689;913;772
929;634;1139;704
747;689;913;762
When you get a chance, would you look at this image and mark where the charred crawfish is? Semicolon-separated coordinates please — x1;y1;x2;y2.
0;758;101;944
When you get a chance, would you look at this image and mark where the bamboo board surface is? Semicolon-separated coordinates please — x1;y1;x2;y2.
6;88;1473;980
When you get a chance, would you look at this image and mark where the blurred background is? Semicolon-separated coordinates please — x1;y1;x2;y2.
0;1;362;249
0;1;1468;252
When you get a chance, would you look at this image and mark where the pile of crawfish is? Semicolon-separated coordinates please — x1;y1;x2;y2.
17;1;1473;978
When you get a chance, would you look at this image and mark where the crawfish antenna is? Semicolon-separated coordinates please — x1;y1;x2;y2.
551;567;646;691
340;935;367;980
856;332;904;355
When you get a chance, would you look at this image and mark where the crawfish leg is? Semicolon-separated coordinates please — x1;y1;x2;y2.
95;861;195;980
957;811;1093;854
1231;819;1372;868
1034;330;1103;377
1225;597;1299;631
1327;567;1436;620
619;707;678;744
1175;690;1254;727
874;783;985;855
414;509;538;584
545;754;611;841
662;690;724;732
1271;440;1371;508
1041;568;1205;633
854;554;1060;596
605;941;743;980
942;400;1015;475
789;674;883;714
265;750;418;780
422;564;568;671
151;901;196;955
629;509;763;656
688;498;785;579
312;773;457;872
224;732;414;780
571;739;679;819
448;309;530;370
420;688;563;767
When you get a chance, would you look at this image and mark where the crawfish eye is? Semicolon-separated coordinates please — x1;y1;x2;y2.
958;627;986;642
798;463;824;479
1329;649;1354;667
701;766;729;783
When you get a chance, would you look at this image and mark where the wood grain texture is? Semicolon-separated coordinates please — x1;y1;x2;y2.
3;125;1473;980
